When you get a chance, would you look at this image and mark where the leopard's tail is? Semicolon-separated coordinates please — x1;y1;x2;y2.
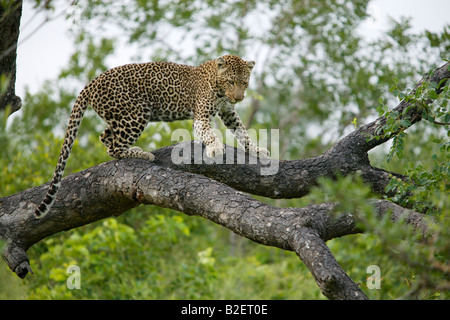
34;93;89;219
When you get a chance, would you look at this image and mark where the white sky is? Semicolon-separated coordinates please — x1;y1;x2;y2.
15;0;450;98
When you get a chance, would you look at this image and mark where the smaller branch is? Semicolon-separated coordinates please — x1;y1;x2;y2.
358;62;450;152
1;241;33;279
372;199;431;235
433;120;450;126
291;228;368;300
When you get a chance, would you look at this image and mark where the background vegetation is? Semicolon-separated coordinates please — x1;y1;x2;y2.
1;0;448;299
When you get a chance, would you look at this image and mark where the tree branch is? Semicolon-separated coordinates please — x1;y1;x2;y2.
356;61;450;151
0;157;429;299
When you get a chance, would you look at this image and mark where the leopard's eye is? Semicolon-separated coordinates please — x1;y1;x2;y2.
228;80;235;85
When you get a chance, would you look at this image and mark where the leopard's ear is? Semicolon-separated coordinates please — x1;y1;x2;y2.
216;56;228;75
246;60;255;70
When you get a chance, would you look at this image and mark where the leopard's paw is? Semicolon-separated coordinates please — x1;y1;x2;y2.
206;141;225;158
129;146;155;161
249;146;270;158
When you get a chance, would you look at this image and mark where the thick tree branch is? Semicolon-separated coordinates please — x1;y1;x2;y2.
292;227;366;300
151;141;395;198
1;157;429;299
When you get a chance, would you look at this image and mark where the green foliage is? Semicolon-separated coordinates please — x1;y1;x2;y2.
374;71;450;214
20;214;321;299
365;73;449;299
309;175;449;299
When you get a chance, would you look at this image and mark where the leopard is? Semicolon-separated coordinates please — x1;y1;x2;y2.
34;55;269;218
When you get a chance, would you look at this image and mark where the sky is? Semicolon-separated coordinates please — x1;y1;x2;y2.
14;0;450;98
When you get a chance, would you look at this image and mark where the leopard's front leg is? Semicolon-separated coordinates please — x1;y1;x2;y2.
219;106;270;158
193;116;224;158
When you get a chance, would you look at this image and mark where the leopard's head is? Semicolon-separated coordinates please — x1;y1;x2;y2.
215;55;255;104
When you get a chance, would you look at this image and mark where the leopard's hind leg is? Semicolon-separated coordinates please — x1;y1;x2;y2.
100;126;113;148
106;105;154;161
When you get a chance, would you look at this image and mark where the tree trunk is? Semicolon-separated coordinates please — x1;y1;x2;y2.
0;0;22;115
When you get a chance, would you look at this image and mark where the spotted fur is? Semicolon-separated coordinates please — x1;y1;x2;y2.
34;55;269;218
